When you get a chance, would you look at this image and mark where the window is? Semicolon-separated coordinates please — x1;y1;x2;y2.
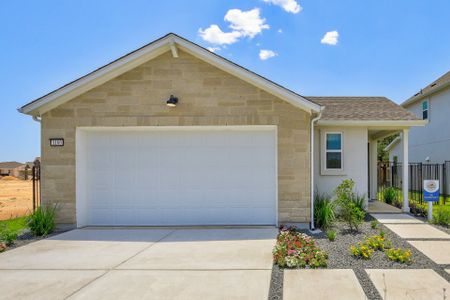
325;133;342;169
422;100;429;120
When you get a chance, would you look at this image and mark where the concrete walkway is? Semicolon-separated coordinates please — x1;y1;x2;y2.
371;211;450;265
368;201;402;213
0;227;277;300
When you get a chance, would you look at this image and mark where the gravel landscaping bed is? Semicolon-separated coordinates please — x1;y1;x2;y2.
269;214;450;300
2;228;69;252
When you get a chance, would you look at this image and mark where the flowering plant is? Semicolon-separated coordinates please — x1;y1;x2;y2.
273;226;327;268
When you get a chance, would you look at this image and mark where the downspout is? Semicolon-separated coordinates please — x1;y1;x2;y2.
310;107;323;230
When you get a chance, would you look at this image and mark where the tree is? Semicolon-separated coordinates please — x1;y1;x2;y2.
377;134;399;162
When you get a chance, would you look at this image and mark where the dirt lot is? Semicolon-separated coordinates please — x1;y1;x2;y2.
0;179;33;220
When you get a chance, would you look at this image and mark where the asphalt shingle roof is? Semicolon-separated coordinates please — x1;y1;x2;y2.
0;161;24;169
306;96;420;121
404;71;450;105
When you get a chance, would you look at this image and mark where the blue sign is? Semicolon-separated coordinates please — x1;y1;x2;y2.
424;180;439;202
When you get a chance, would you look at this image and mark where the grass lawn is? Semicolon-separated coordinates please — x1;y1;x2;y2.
0;216;27;233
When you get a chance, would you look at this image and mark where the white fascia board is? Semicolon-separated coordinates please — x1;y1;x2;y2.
174;38;321;113
317;119;427;127
19;36;173;116
384;136;401;152
401;81;450;107
19;33;321;116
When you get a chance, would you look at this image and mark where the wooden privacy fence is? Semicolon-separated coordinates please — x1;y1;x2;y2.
32;159;41;211
378;161;450;204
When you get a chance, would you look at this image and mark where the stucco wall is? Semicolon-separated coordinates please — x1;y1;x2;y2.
393;87;450;163
41;50;311;225
314;127;368;200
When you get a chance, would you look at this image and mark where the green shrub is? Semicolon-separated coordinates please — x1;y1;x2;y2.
27;206;56;236
386;248;412;264
365;235;392;251
335;179;366;232
371;220;378;229
410;201;427;217
273;226;328;268
0;226;18;246
350;243;374;259
382;187;397;205
326;230;336;241
314;193;335;229
351;194;366;211
432;206;450;226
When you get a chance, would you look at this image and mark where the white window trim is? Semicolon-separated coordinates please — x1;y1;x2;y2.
321;131;345;175
422;99;429;120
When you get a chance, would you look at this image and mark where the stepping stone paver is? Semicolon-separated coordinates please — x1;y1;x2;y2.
367;269;450;300
284;269;366;300
384;223;450;239
408;240;450;264
371;213;423;224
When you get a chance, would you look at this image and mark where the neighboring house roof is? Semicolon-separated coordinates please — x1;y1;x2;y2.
18;33;321;116
306;96;424;126
402;70;450;107
384;136;401;152
0;161;24;169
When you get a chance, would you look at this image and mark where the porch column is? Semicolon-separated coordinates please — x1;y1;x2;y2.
402;129;410;212
369;140;378;201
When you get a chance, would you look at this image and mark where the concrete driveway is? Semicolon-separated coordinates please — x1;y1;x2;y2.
0;227;277;300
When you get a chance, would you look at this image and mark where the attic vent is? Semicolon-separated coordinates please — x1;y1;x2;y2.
430;83;437;87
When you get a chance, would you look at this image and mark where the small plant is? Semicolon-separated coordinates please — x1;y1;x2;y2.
314;193;335;229
326;230;336;241
386;248;412;264
335;179;366;232
365;235;392;251
432;206;450;226
382;187;397;205
350;243;374;259
273;226;328;268
379;230;385;238
371;220;378;229
0;226;18;246
410;201;427;217
27;205;56;236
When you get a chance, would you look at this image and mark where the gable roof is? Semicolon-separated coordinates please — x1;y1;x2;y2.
18;33;321;116
306;96;426;126
0;161;24;169
402;70;450;107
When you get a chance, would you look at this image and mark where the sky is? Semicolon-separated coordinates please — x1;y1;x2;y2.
1;0;450;162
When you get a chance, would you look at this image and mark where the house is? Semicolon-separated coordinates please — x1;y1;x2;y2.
18;33;425;228
0;161;24;177
386;71;450;163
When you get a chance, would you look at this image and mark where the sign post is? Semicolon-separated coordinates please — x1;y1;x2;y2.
423;180;439;222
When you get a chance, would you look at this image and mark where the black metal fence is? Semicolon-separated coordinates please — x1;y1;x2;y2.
378;161;450;204
32;159;41;212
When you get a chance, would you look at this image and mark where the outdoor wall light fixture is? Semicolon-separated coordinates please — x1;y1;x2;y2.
166;95;178;107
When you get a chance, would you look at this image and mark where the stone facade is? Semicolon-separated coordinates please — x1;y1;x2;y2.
41;50;311;225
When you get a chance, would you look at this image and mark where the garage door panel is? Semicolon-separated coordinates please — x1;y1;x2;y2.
80;127;277;226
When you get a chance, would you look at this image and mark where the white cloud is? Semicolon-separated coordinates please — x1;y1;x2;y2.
259;49;277;60
207;46;221;53
198;25;242;45
278;29;283;33
321;30;339;45
224;8;269;38
263;0;302;14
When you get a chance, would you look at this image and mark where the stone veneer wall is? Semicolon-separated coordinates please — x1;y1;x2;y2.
41;50;311;225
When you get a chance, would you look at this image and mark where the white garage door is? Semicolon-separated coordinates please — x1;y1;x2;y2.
76;126;277;226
